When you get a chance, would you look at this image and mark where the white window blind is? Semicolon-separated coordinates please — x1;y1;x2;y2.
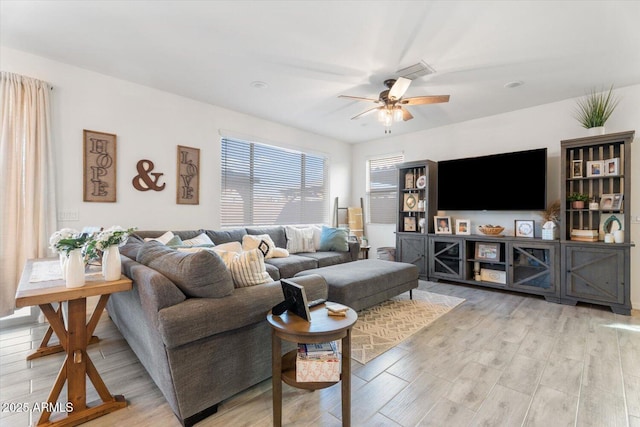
221;138;328;227
367;154;403;224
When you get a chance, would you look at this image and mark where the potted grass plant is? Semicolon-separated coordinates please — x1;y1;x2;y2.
574;85;620;135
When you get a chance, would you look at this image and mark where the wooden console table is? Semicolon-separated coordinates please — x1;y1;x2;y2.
267;303;357;427
15;258;132;426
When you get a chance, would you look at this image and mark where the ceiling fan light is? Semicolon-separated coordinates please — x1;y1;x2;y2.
393;107;404;122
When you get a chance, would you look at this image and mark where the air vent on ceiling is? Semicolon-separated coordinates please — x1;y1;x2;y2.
396;61;436;80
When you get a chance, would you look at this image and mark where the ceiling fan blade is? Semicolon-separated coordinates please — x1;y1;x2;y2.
401;95;450;105
351;106;381;120
401;107;413;121
338;95;380;103
388;77;412;100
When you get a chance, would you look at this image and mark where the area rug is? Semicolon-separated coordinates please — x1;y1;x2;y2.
350;290;465;364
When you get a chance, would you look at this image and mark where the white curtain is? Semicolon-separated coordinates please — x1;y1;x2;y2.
0;72;57;317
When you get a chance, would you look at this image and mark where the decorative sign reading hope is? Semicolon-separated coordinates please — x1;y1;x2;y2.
132;159;166;191
83;130;117;203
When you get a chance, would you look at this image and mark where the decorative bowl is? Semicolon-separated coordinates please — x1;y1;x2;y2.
478;225;505;236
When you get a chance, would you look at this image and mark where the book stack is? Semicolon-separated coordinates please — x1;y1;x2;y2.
296;341;340;382
571;229;598;242
326;302;349;317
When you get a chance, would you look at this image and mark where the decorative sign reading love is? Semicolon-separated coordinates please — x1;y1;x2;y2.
132;159;166;191
176;145;200;204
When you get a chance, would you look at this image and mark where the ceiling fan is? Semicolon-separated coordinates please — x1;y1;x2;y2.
339;77;450;133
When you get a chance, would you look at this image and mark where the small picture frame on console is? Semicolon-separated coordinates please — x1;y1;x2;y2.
515;220;535;238
571;160;583;178
456;219;471;235
434;216;452;234
475;242;500;261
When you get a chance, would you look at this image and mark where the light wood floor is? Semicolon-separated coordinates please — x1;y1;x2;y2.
2;280;640;427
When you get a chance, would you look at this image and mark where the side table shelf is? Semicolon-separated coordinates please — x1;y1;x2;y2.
267;303;357;427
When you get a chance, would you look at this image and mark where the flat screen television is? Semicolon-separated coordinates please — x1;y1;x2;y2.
437;148;547;211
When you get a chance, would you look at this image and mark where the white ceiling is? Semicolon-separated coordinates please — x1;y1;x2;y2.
2;1;640;143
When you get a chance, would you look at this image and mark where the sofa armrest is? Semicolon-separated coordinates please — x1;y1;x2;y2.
348;240;360;261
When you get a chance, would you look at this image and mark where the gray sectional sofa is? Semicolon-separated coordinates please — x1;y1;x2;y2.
106;226;359;426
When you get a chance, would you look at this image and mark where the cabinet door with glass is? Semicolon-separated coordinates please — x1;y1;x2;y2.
428;236;463;280
509;241;560;300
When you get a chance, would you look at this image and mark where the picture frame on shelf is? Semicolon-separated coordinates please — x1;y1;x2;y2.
403;193;418;211
455;219;470;235
599;214;623;240
404;171;415;189
604;158;620;176
475;242;500;261
600;193;623;210
571;160;583;178
586;160;604;177
404;217;416;232
434;216;452;234
416;175;426;189
515;220;535;238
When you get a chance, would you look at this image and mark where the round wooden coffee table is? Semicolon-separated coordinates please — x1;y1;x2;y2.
267;303;357;427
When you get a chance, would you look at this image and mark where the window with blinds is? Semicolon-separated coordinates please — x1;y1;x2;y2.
221;138;329;227
367;154;404;224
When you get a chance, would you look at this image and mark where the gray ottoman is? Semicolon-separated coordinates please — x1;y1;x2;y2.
295;259;418;311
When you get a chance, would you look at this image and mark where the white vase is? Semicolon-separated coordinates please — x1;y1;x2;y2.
59;253;68;280
587;126;605;136
65;249;85;288
102;245;122;281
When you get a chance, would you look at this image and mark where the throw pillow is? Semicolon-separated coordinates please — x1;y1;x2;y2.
182;232;215;246
311;225;323;250
137;240;234;298
318;226;349;252
228;248;272;287
144;231;175;245
165;235;184;247
270;247;290;258
285;226;315;253
242;234;276;258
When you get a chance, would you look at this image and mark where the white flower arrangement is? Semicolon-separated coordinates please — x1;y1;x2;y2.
49;228;88;255
93;226;137;251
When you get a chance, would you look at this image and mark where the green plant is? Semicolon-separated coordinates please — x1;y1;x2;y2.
567;192;589;202
574;85;620;129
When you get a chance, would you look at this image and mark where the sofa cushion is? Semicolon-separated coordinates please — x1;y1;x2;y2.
245;226;287;249
120;234;145;260
136;241;234;298
297;251;353;268
285;226;315;254
205;228;247;245
318;226;349;252
265;255;318;279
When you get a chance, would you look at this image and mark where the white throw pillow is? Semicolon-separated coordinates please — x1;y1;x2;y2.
285;226;315;253
144;231;175;245
311;225;323;250
182;232;214;246
242;234;276;258
228;249;271;287
270;247;290;258
213;241;242;253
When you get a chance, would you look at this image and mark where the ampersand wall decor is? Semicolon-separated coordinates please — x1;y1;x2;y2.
132;159;166;191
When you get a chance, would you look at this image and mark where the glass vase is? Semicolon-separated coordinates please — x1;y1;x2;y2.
102;245;122;281
65;249;85;288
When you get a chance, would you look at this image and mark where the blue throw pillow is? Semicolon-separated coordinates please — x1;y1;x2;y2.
318;226;349;252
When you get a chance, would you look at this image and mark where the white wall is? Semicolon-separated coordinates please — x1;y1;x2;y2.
1;47;352;230
352;84;640;307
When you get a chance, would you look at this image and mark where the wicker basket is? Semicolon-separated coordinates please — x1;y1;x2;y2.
478;225;505;236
